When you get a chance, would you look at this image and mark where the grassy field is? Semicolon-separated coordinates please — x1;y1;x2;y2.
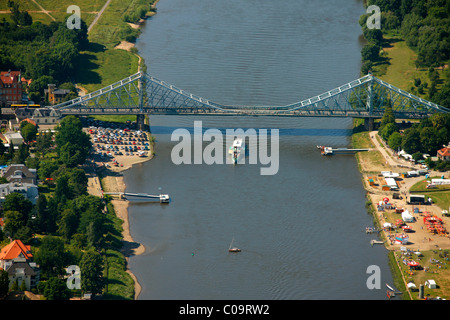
372;34;448;95
410;178;450;211
352;130;387;173
0;0;101;26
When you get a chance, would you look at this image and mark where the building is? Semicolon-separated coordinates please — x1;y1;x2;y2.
1;164;37;185
45;84;70;105
437;147;450;161
3;131;23;145
32;108;60;125
0;182;39;205
0;71;25;107
0;240;40;291
14;108;35;122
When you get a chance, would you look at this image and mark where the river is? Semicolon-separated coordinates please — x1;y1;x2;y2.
126;0;395;300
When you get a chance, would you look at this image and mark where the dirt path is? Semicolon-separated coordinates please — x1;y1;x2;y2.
31;0;55;21
88;0;112;33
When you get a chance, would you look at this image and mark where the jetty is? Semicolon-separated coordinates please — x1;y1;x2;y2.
318;145;369;155
104;192;170;203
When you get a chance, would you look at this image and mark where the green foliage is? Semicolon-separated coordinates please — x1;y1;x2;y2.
80;250;104;295
3;210;25;239
401;127;421;154
2;193;32;216
41;277;71;300
55;116;91;167
0;12;88;101
20;123;37;143
388;131;402;150
7;0;32;26
0;269;9;299
380;122;398;141
361;43;381;62
35;236;69;279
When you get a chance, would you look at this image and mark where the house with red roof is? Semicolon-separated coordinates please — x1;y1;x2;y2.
437;147;450;161
0;240;40;290
0;70;25;107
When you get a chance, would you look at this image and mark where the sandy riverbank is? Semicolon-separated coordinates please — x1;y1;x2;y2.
85;127;154;299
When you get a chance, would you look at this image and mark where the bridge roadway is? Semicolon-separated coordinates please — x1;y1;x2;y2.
57;107;430;119
50;72;449;121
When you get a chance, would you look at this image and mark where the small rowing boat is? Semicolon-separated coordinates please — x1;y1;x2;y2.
228;238;241;253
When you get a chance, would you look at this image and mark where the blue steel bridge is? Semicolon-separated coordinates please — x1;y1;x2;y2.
49;71;449;128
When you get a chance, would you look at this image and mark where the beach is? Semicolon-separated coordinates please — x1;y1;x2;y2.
85;124;154;299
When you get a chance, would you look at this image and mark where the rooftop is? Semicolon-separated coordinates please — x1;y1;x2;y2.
0;240;33;261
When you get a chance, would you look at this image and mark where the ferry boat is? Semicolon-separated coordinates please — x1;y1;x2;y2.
229;138;245;164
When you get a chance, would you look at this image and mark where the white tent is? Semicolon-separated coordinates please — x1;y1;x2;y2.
425;280;437;289
407;282;417;290
402;209;414;223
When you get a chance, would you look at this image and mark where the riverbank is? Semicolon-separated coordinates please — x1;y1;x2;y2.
352;124;450;299
85;122;155;299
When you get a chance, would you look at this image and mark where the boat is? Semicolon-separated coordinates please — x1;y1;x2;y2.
229;138;245;164
366;227;379;233
386;284;395;291
319;146;333;155
386;284;403;298
228;238;241;252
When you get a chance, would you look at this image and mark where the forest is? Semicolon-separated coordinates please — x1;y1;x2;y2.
0;1;88;104
360;0;450;109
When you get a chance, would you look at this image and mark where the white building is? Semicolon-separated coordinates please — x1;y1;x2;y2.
0;182;39;205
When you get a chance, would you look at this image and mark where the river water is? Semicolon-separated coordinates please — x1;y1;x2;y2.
127;0;395;300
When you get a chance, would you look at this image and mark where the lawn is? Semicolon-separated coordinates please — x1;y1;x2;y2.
393;249;450;300
410;177;450;211
372;34;448;95
352;131;388;173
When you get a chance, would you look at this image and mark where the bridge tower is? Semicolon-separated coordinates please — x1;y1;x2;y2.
364;72;375;131
136;71;146;131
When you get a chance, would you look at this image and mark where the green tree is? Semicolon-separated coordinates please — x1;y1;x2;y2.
55;116;91;167
11;144;29;164
361;43;381;62
36;131;53;155
380;122;398;141
37;158;59;180
0;269;9;299
420;126;440;154
388;131;403;151
2;193;32;217
20;122;37;143
401;128;421;154
80;250;104;295
380;106;396;128
14;226;33;244
42;277;71;300
3;210;24;239
35;236;68;278
59;143;86;168
58;208;78;241
430;113;450;131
